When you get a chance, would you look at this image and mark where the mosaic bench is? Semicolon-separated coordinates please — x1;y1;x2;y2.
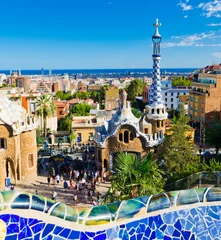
0;187;221;239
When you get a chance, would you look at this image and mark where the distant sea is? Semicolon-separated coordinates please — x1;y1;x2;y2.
0;68;197;76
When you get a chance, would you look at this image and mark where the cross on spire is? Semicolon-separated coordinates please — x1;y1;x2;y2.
153;18;161;28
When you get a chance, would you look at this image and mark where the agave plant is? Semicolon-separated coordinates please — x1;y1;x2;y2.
103;152;165;203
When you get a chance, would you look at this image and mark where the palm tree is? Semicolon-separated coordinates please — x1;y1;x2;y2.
103;152;165;203
36;94;56;137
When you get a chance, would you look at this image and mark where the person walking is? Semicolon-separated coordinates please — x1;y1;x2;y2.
73;194;78;207
52;191;57;201
47;176;51;187
63;180;68;192
70;179;74;190
56;174;60;184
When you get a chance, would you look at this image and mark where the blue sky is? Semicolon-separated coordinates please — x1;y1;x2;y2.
1;0;221;69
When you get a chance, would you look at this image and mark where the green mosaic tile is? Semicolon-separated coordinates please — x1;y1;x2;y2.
206;187;221;202
11;194;30;209
106;202;121;221
166;191;180;207
85;205;111;226
50;203;66;220
194;188;207;202
0;193;3;211
177;189;199;206
2;191;17;210
78;208;90;224
148;193;170;212
65;205;78;222
117;199;146;221
31;195;45;212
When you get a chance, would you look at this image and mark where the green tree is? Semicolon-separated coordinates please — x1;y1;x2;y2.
104;152;164;203
172;76;192;87
206;123;221;154
161;104;200;179
126;79;146;100
69;131;77;148
55;91;72;100
36;94;56;137
131;108;143;118
58;115;72;132
70;103;93;116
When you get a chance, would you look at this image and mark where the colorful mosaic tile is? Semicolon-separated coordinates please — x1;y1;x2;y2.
0;188;221;239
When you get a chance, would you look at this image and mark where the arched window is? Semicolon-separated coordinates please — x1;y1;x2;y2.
119;133;123;142
124;131;129;144
157;109;160;114
157;121;160;128
152;109;154;114
130;132;133;141
161;121;164;127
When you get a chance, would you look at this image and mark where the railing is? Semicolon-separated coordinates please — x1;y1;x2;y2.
165;171;221;191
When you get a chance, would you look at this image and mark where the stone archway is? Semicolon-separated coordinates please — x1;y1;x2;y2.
5;158;17;185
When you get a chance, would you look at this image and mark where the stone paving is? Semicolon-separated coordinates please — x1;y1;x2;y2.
12;168;110;208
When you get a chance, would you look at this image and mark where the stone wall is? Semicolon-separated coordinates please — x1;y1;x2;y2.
20;130;37;179
0;125;17;188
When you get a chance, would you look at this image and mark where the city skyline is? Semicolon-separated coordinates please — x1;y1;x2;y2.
0;0;221;69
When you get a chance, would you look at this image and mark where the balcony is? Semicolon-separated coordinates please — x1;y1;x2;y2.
12;115;38;135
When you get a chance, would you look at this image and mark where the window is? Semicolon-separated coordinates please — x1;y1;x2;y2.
77;133;81;142
171;104;173;108
171;98;173;102
190;106;193;110
177;92;180;96
144;128;148;134
28;154;34;168
165;98;167;102
202;108;204;113
194;116;198;121
130;133;134;141
195;98;198;103
165;92;167;96
195;108;198;112
0;139;6;149
119;133;123;142
89;133;93;141
124;131;129;144
202;99;205;104
184;93;186;95
202;117;205;121
190;96;193;102
171;93;173;96
157;121;160;128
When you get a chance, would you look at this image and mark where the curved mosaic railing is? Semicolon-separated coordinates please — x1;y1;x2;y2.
0;187;221;239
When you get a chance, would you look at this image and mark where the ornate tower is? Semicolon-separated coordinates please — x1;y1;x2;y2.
146;19;167;132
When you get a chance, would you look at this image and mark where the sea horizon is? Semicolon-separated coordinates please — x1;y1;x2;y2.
0;67;198;76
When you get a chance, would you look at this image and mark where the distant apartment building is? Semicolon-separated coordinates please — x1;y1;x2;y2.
7;75;30;92
72;116;105;145
189;73;221;124
105;86;119;111
160;80;191;110
87;85;102;92
53;100;69;120
143;76;152;85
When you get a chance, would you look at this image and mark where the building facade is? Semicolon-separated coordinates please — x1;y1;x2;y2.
94;19;167;173
0;97;38;189
189;73;221;124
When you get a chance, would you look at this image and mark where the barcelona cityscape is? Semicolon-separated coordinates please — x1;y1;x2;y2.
1;0;221;239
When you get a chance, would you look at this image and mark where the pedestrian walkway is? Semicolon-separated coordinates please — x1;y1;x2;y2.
14;170;110;208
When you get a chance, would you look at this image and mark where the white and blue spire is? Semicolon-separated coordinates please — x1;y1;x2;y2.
149;18;163;106
146;19;167;120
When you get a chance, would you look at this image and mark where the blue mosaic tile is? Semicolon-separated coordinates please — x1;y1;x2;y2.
53;226;64;235
7;223;19;234
42;224;55;238
68;230;80;239
5;234;18;240
59;228;71;238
